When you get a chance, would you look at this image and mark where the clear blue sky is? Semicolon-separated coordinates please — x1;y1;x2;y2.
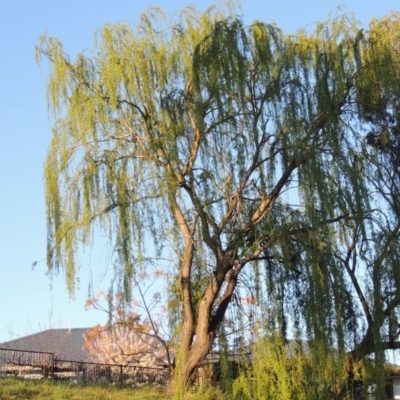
0;0;398;344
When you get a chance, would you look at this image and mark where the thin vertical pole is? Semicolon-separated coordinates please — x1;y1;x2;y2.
51;353;55;381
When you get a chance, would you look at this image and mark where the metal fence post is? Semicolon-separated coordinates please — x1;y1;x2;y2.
51;353;55;381
83;364;87;384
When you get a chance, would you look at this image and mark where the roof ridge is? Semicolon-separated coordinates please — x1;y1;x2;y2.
1;328;91;345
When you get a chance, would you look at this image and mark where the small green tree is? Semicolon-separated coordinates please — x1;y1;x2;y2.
37;2;400;395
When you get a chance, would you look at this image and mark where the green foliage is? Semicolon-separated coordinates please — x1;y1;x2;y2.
218;330;233;395
232;333;350;400
37;0;400;394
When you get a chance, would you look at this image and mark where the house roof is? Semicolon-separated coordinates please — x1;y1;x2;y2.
0;328;91;362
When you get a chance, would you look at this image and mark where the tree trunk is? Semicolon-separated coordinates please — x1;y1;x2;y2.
166;335;216;394
167;264;239;394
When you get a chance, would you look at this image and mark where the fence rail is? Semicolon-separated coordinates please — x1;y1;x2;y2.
0;347;169;386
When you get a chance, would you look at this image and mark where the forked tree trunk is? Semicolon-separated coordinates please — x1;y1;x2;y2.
166;332;217;393
167;261;239;394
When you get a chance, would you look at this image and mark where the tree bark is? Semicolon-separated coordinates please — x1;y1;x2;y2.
167;260;239;392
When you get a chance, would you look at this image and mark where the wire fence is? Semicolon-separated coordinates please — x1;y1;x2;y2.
0;347;170;386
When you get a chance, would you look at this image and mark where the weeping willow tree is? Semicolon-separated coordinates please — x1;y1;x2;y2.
37;2;400;394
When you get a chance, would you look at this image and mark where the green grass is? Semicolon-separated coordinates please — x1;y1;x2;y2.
0;378;170;400
0;377;232;400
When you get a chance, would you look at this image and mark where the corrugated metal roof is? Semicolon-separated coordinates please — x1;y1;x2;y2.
0;328;92;362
